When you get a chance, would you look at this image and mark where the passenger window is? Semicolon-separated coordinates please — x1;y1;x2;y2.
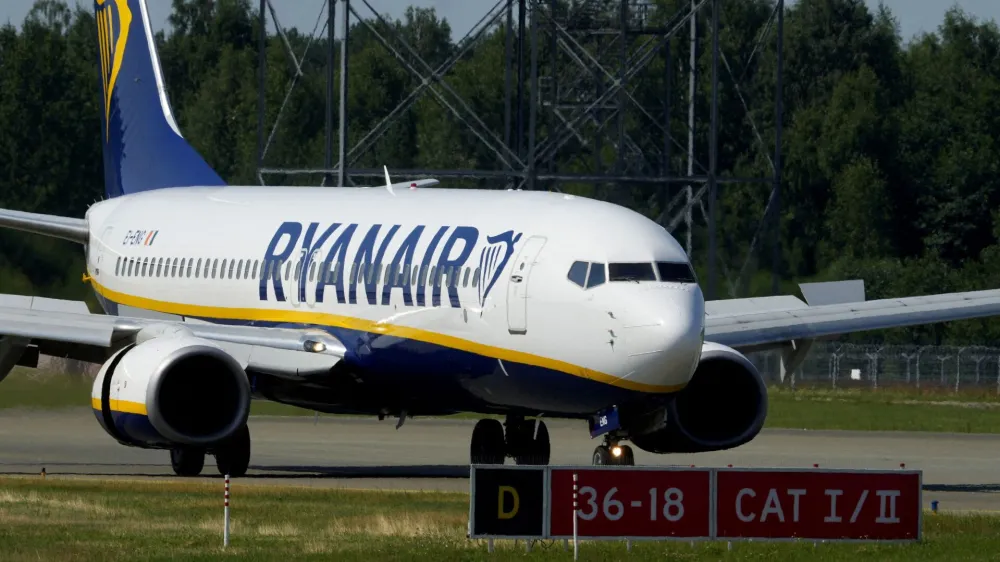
211;259;218;279
656;261;697;283
462;267;470;287
170;258;177;277
609;262;656;282
195;258;201;278
156;258;163;277
236;259;243;280
221;259;227;278
411;265;419;286
115;256;121;276
309;261;316;282
333;262;342;282
227;260;234;279
586;263;606;288
141;258;148;277
186;259;193;278
451;267;460;288
126;258;132;276
204;259;211;278
472;267;480;287
179;258;186;277
567;261;588;287
252;260;259;280
283;260;291;281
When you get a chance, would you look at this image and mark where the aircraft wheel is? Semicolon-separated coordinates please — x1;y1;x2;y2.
215;424;251;477
471;418;505;464
619;445;635;466
515;420;550;465
170;447;204;477
592;445;612;465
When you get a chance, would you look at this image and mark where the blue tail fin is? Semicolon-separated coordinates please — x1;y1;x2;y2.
94;0;225;198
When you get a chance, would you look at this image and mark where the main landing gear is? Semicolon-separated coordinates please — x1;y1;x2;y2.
169;424;252;478
470;416;550;465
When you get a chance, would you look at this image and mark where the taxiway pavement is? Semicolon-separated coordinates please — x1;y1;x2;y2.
0;408;996;512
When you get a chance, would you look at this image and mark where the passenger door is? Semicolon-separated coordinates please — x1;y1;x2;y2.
506;236;547;334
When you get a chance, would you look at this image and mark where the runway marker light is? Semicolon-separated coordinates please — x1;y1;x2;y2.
813;463;819;468
900;463;906;469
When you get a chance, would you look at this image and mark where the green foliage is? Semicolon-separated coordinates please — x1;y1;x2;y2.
2;0;1000;344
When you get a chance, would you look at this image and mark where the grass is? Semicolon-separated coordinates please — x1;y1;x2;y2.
0;476;996;561
3;368;1000;433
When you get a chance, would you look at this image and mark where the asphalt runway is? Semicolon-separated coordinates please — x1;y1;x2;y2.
0;408;996;512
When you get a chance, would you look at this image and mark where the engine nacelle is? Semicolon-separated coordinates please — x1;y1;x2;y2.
91;335;251;449
630;342;767;454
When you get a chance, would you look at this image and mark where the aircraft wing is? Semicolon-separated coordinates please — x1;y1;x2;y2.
0;209;89;244
0;294;346;379
705;281;1000;353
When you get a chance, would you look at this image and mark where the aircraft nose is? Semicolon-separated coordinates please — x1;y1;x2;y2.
620;285;705;391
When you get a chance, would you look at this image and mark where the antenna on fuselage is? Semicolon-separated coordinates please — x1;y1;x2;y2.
383;165;395;196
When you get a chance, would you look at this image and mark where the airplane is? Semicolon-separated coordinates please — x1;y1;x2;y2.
4;0;1000;478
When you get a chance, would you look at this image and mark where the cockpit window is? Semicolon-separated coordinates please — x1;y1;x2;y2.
609;263;656;282
567;261;588;287
657;261;697;283
586;263;605;288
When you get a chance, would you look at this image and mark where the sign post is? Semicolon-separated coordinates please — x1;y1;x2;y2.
572;472;578;560
224;473;231;548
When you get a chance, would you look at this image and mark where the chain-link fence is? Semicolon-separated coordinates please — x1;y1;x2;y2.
747;343;1000;393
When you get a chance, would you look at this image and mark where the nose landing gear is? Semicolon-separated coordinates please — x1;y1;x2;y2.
592;437;635;466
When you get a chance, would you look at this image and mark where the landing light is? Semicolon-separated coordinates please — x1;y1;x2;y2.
304;340;327;353
611;446;622;457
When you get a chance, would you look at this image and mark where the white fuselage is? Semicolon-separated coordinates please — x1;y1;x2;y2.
83;185;705;416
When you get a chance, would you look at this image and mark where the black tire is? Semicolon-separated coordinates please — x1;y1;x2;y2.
592;445;612;465
215;425;251;477
471;418;505;465
170;448;204;477
620;445;635;466
515;420;551;465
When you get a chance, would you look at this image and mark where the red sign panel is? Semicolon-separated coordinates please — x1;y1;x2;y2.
549;468;712;539
715;469;921;541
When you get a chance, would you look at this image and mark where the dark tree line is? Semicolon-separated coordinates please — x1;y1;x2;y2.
2;0;1000;345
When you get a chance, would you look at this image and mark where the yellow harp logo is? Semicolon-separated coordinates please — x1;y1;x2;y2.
95;0;132;141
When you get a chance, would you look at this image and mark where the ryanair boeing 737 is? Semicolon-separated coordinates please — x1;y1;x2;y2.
3;0;1000;477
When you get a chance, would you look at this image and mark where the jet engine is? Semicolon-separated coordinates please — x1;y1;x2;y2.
629;342;767;454
91;334;251;449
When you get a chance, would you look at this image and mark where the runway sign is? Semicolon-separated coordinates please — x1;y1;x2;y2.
468;465;922;543
549;467;712;539
715;468;922;542
468;466;546;538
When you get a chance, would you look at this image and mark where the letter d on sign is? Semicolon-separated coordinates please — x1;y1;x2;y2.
498;486;520;519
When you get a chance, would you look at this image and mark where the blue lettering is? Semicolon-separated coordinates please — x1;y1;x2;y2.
298;222;341;302
349;224;400;305
260;221;302;302
434;227;479;307
381;225;424;306
416;226;448;307
317;224;357;304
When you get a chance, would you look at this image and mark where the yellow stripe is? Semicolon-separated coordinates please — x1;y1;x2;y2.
91;397;148;416
89;279;682;393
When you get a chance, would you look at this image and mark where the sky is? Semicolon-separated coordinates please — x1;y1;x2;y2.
1;0;998;43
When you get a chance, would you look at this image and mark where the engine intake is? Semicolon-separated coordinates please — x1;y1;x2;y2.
630;342;767;454
92;335;251;449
